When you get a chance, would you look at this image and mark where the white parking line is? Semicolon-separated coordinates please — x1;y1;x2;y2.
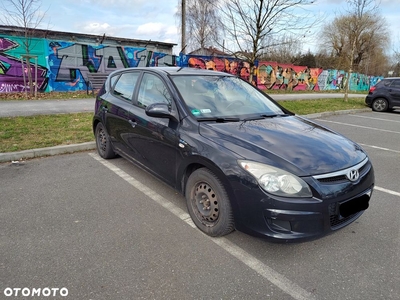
358;143;400;154
353;115;400;123
375;186;400;197
315;119;400;134
88;152;316;300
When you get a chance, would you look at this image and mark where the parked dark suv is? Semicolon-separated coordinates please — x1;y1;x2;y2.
365;77;400;112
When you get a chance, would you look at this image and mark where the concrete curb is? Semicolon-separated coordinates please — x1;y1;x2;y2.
0;108;371;163
303;108;370;119
0;142;96;163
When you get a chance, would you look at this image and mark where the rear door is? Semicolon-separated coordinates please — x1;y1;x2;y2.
389;79;400;105
104;70;142;160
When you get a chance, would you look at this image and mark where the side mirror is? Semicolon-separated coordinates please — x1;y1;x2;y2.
145;103;178;122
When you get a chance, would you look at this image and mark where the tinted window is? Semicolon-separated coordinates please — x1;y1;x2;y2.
113;72;140;101
390;79;400;88
137;73;172;108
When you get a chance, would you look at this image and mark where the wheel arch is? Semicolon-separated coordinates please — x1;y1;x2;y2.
373;95;390;102
178;157;241;221
93;116;102;134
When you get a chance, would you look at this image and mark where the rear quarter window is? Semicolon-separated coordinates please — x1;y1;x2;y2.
390;80;400;88
380;80;392;87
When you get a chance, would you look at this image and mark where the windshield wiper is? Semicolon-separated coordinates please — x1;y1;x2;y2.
197;117;241;123
261;113;290;118
242;113;289;122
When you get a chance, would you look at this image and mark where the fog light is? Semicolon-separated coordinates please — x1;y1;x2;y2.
267;219;292;232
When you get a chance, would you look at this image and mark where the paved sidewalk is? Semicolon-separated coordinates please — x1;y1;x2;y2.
0;98;95;117
0;94;366;118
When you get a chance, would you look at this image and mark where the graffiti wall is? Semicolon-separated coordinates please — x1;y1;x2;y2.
317;70;382;91
47;41;175;92
0;34;384;94
0;35;176;92
257;61;323;91
178;54;256;84
180;56;383;92
0;36;48;92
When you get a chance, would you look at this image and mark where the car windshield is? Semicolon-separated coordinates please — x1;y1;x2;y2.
172;75;286;120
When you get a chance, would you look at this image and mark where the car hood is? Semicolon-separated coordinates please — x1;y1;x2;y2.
199;116;367;176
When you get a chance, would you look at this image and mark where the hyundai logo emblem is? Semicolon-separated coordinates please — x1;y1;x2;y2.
347;169;360;182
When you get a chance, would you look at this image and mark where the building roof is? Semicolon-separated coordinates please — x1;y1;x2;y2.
0;25;177;49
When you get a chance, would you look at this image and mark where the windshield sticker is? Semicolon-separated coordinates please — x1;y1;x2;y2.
200;109;212;113
191;109;201;116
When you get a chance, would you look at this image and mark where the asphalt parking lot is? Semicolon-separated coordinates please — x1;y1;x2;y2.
1;109;399;299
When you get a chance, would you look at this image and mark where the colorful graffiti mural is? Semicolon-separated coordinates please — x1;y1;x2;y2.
178;54;256;84
257;62;323;91
0;36;48;92
0;34;385;94
47;41;176;92
181;55;384;92
0;35;176;92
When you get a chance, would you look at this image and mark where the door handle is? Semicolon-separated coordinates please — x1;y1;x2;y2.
128;119;137;128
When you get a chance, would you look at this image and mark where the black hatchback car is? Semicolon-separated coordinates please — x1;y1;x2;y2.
93;67;374;242
365;77;400;112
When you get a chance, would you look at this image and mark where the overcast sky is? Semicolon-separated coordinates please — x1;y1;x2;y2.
4;0;400;55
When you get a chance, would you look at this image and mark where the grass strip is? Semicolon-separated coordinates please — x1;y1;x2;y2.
0;113;94;153
279;98;367;115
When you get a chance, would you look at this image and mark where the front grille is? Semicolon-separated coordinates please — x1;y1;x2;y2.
313;158;370;184
317;175;347;183
358;162;368;176
329;202;360;229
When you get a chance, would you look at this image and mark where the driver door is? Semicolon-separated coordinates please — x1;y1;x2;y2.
127;72;181;185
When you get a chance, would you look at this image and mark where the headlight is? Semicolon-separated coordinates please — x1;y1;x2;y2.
239;160;312;198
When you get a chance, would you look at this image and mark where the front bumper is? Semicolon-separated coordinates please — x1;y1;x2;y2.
230;162;375;242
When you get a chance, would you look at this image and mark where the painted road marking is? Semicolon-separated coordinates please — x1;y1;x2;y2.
353;115;400;123
315;119;400;134
374;186;400;197
358;143;400;154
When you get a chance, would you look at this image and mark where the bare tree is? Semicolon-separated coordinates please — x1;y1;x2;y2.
321;0;389;100
218;0;317;83
260;35;302;63
392;41;400;76
0;0;47;97
176;0;223;53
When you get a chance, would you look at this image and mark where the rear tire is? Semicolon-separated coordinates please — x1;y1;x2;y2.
95;122;116;159
372;98;388;112
185;168;234;237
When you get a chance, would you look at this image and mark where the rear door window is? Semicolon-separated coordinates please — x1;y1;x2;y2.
112;72;140;101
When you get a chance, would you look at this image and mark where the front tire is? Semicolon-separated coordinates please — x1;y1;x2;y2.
185;168;234;237
95;122;116;159
372;98;388;112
